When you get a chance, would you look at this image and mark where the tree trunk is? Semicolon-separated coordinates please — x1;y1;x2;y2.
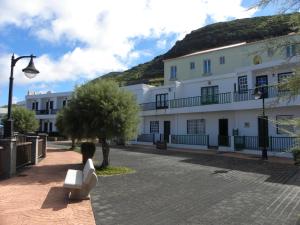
100;139;110;169
71;137;76;149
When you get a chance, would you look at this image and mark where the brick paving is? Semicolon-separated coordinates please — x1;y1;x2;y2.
92;146;300;225
0;147;96;225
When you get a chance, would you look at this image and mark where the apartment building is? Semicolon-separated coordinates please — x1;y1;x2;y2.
25;91;72;133
130;33;300;155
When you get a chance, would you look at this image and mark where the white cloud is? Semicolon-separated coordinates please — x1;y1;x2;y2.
0;0;257;85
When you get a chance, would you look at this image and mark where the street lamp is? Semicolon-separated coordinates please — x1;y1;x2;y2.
254;86;268;160
4;54;39;138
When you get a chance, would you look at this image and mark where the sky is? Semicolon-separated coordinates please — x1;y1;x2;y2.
0;0;279;106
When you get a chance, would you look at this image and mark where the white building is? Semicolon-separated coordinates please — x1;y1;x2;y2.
128;33;300;155
25;91;72;133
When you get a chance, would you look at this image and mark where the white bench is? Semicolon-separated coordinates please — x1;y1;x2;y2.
64;159;98;200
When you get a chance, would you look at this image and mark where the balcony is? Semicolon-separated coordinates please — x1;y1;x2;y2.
140;92;231;111
35;109;59;115
233;86;289;102
140;86;291;112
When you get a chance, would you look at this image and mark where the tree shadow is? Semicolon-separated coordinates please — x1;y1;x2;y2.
118;145;300;186
0;163;82;186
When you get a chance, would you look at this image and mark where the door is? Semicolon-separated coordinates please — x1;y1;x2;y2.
201;86;219;104
258;116;269;148
164;121;170;143
43;122;48;133
256;75;268;98
219;119;229;146
49;122;53;133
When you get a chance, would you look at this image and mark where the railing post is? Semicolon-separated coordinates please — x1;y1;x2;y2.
230;136;235;151
270;136;273;152
0;138;17;178
27;136;39;165
169;135;171;144
38;133;48;158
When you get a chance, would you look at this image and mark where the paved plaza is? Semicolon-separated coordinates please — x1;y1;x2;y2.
92;146;300;225
0;147;95;225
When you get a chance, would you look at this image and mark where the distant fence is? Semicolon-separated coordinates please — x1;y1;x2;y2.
171;135;209;146
234;136;300;152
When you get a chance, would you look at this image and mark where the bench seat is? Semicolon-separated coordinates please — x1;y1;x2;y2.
63;159;98;200
64;169;83;189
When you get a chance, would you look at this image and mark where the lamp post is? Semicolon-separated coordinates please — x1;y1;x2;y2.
254;86;268;160
4;54;39;138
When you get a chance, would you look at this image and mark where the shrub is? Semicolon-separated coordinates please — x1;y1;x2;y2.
292;148;300;165
81;142;96;164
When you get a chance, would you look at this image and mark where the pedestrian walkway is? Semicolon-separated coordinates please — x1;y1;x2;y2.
0;147;96;225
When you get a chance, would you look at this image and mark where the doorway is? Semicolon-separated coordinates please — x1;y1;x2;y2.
219;119;229;146
164;121;170;142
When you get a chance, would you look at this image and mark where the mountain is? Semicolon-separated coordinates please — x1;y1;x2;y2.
94;13;300;86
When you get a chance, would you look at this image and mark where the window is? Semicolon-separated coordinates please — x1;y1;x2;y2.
267;48;274;57
32;102;35;110
278;72;293;93
276;115;294;134
170;66;177;80
150;121;159;133
190;62;195;70
278;72;293;83
203;59;211;74
219;56;225;64
286;44;296;57
156;93;168;109
62;100;67;107
187;119;205;134
201;86;219;104
238;76;248;93
35;102;39;110
253;55;262;65
49;101;54;110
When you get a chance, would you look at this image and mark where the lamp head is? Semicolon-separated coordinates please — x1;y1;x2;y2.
254;88;262;100
22;56;39;79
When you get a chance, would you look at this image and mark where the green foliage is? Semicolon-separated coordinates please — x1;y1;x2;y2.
2;106;38;134
57;79;140;141
92;13;299;86
96;166;135;176
56;105;83;140
292;148;300;165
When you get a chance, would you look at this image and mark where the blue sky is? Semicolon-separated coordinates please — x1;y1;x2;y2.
0;0;279;106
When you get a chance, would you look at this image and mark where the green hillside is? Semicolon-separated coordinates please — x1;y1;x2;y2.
94;13;300;86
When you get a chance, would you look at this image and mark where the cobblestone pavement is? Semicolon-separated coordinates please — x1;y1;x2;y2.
92;146;300;225
0;147;96;225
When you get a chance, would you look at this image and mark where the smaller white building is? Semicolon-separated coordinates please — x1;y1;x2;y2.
25;91;72;133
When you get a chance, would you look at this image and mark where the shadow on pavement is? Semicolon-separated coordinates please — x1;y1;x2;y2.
119;145;300;186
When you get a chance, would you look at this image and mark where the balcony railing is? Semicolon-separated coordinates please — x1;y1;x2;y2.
139;86;292;111
35;109;59;115
171;134;209;146
233;86;289;102
140;92;231;111
234;136;300;152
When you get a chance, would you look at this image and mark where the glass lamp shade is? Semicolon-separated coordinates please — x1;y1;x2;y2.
254;90;262;100
22;57;39;79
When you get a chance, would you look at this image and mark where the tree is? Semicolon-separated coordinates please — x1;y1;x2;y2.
2;106;38;134
57;80;140;168
56;106;82;149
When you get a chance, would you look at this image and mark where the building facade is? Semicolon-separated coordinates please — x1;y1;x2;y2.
25;91;72;133
130;33;300;155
